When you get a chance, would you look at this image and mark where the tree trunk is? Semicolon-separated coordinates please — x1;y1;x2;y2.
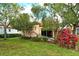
54;29;58;39
73;24;76;34
23;31;25;37
4;26;7;40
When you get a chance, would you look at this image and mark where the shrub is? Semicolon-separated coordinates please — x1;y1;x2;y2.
31;37;42;42
21;36;48;42
7;34;21;38
0;34;4;38
57;28;79;49
30;37;48;42
0;34;21;38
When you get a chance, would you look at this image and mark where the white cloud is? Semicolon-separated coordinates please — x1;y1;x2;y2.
20;7;32;14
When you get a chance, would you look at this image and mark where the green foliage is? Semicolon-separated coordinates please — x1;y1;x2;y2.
31;5;42;20
52;3;79;27
31;4;47;21
30;37;48;42
31;5;41;15
0;34;21;38
42;17;59;31
52;3;65;13
0;3;21;39
11;13;36;32
0;3;21;21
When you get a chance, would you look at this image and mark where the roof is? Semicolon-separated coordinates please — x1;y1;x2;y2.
36;22;43;27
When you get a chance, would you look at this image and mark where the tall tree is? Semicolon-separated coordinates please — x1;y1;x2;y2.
42;16;59;38
31;3;60;38
0;3;21;39
52;3;79;34
44;3;79;33
10;13;37;37
31;4;47;21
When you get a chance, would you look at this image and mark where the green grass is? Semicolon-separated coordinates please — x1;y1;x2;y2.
0;37;79;56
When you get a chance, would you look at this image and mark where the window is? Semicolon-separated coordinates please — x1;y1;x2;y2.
9;28;11;32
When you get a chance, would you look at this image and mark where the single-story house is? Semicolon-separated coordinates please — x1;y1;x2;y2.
0;25;21;35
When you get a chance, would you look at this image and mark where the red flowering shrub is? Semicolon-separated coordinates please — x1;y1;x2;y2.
57;28;79;48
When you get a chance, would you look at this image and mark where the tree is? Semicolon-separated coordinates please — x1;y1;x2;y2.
31;4;47;21
31;4;42;21
42;16;59;38
51;3;79;34
10;13;37;37
63;3;79;34
0;3;21;39
31;3;61;38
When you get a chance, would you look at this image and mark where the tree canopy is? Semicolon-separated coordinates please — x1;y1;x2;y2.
11;13;37;32
42;16;59;31
0;3;21;39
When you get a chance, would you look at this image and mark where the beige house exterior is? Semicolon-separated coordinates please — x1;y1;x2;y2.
21;23;43;37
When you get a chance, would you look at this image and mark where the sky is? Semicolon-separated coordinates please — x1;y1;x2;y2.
18;3;44;14
18;3;43;22
18;3;62;23
19;3;32;7
18;3;32;14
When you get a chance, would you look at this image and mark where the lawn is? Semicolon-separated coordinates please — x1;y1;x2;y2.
0;37;79;56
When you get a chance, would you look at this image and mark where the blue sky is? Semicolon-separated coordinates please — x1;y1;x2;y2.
18;3;32;7
18;3;33;14
18;3;62;23
18;3;43;14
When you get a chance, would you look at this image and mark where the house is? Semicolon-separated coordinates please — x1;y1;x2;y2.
0;25;21;35
0;16;43;38
21;22;43;37
0;22;43;38
0;19;21;35
75;23;79;35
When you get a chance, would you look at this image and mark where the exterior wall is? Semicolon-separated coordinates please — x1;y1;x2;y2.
23;24;42;37
6;29;21;34
0;24;42;37
0;26;21;34
33;25;42;36
76;27;79;35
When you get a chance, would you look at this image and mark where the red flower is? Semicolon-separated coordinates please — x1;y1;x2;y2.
57;28;79;47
